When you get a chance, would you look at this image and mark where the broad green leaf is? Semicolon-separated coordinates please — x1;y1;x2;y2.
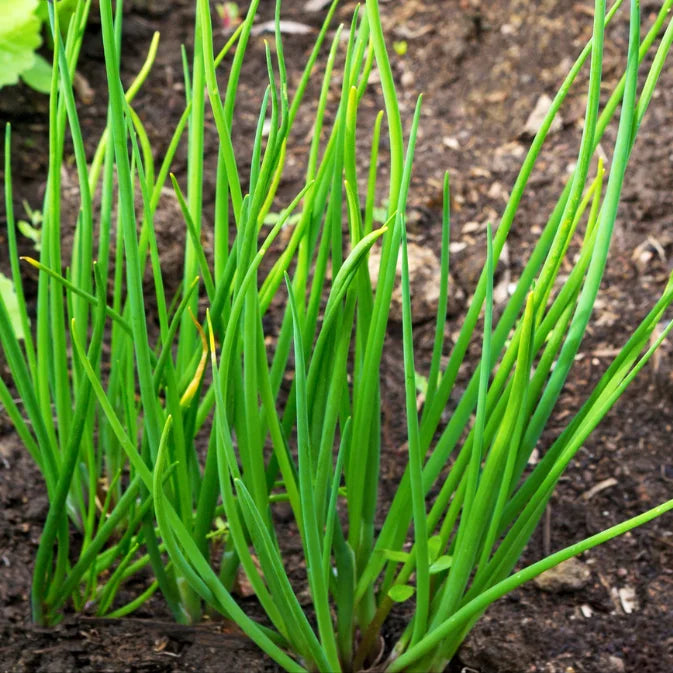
415;371;428;396
427;535;443;562
263;211;303;227
17;219;41;251
372;205;388;224
429;555;453;575
380;549;411;563
0;0;42;90
0;274;26;340
388;584;415;603
20;53;52;93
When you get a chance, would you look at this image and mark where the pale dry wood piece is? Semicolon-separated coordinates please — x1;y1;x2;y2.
304;0;332;10
618;585;639;614
250;20;315;36
581;477;618;501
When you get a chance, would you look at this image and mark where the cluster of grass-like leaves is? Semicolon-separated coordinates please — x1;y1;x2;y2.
2;0;673;671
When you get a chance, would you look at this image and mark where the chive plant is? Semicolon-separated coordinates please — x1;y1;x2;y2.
2;0;673;670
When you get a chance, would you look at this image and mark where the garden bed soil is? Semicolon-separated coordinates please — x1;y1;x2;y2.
2;0;673;671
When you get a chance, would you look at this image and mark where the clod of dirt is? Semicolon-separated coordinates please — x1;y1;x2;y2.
533;557;591;593
459;616;536;673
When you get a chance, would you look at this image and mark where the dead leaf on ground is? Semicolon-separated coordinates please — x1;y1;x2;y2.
523;94;563;137
251;20;315;36
233;552;263;598
304;0;331;10
618;585;639;614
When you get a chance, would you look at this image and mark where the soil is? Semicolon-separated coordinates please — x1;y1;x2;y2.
2;0;673;672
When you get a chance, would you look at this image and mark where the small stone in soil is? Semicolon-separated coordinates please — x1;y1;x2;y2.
533;557;591;593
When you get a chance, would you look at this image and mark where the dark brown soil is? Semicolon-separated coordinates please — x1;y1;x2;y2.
2;1;673;672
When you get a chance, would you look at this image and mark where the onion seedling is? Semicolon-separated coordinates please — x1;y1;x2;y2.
3;1;673;671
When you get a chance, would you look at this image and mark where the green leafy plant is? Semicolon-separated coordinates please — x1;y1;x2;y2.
1;0;49;93
17;200;43;251
0;0;80;93
2;0;673;671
